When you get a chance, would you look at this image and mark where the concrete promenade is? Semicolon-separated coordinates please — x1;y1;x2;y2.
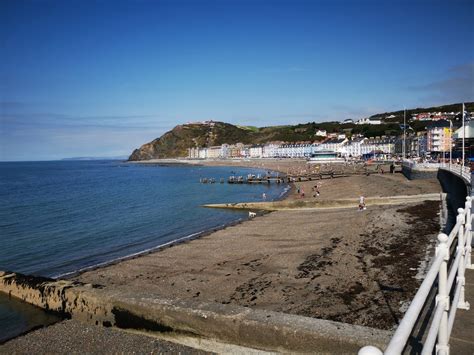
450;180;474;354
450;269;474;354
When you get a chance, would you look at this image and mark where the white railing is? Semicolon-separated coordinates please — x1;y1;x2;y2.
359;197;473;355
402;160;442;170
439;164;471;184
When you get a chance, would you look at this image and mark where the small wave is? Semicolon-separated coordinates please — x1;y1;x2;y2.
0;223;19;228
278;185;291;199
52;230;206;279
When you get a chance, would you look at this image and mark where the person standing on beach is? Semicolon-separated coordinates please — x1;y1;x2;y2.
262;192;266;200
359;195;366;210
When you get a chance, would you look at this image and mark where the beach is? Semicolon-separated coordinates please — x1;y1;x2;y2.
0;160;444;353
73;162;442;330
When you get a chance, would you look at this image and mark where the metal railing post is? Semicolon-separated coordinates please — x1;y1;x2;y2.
436;233;450;355
466;197;473;269
456;208;470;310
466;197;472;223
358;345;383;355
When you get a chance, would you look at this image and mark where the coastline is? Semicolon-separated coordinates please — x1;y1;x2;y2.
55;163;291;280
72;162;442;330
0;159;444;352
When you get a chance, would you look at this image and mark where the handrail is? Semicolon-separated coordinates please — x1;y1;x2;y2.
359;196;472;355
439;165;472;184
384;249;446;355
421;298;448;355
448;280;463;337
448;222;461;247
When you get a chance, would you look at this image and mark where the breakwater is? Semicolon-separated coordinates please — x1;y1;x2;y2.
0;271;390;352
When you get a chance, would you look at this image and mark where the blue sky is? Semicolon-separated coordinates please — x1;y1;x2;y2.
1;0;473;161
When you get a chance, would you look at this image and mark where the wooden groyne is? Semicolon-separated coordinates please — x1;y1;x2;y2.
198;163;403;185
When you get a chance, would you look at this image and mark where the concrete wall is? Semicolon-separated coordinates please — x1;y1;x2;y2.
437;169;470;233
402;166;438;180
0;271;391;353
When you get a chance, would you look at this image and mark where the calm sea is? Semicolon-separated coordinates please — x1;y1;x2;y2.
0;160;288;341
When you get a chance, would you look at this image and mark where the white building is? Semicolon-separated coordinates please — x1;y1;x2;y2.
356;118;382;125
315;129;327;137
341;137;368;157
360;137;396;156
453;120;474;139
262;142;283;158
198;148;208;159
317;138;348;154
249;145;263;158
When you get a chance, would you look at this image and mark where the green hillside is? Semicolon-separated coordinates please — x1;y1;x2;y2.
128;102;473;160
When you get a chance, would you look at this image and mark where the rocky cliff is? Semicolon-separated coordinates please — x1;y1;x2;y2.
128;122;255;161
127;121;335;161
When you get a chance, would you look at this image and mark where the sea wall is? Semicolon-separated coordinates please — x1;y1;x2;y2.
437;169;470;233
0;271;391;353
402;166;438;180
0;272;114;326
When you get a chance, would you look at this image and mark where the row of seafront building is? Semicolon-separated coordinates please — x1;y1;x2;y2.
188;119;473;160
188;136;399;159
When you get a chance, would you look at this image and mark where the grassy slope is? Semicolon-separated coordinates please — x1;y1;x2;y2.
128;102;473;160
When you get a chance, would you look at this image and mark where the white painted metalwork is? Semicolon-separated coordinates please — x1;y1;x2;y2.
359;196;472;355
439;165;472;184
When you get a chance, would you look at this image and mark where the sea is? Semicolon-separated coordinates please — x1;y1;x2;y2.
0;160;288;342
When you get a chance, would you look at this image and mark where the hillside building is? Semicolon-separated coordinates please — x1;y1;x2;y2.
355;118;382;125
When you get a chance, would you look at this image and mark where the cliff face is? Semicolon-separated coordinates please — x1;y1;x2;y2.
128;121;336;161
128;122;255;161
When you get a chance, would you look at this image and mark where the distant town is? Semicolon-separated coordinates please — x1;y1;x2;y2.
188;110;473;161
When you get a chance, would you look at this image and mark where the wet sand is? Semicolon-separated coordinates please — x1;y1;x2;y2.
74;171;442;330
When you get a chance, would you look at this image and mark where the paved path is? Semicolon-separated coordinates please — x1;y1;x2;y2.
449;174;474;354
450;269;474;354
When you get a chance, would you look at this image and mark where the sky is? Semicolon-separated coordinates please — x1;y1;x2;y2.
1;0;473;161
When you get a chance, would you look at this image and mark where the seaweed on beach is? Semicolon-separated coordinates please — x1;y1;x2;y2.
295;237;341;279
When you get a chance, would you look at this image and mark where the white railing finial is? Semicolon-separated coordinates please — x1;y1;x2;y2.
358;345;383;355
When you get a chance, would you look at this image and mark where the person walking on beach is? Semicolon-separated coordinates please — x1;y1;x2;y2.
315;184;320;196
359;195;366;211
